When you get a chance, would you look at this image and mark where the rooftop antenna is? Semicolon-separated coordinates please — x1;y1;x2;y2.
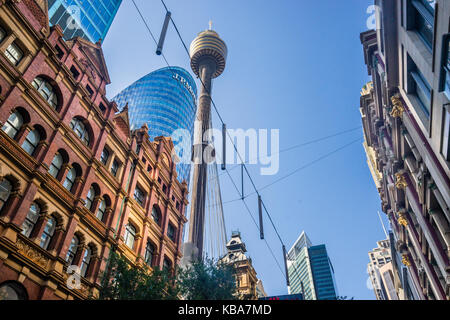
209;19;213;30
377;211;388;239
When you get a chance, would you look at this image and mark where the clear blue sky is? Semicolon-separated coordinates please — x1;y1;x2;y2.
102;0;387;300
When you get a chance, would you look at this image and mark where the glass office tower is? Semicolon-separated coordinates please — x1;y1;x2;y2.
113;66;197;184
287;231;338;300
47;0;122;43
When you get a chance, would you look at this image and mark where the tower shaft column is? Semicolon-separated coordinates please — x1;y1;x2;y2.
188;60;216;259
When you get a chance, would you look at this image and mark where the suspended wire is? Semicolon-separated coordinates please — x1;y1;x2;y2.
203;117;227;260
217;125;362;177
224;168;286;276
219;137;363;204
247;137;363;196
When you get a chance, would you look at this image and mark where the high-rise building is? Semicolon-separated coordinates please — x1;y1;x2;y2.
287;231;338;300
360;0;449;300
367;239;395;300
113;67;197;185
47;0;122;43
0;1;187;299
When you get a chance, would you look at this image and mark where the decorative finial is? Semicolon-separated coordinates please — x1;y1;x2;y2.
209;19;212;30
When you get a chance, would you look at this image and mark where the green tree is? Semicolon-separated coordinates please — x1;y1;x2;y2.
177;257;237;300
98;252;179;300
98;253;237;300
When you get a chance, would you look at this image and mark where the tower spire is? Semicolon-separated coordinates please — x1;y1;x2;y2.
209;19;213;30
378;211;389;239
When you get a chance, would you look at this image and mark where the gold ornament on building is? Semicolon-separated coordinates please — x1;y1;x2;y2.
397;211;408;227
401;254;411;266
395;172;407;190
390;96;404;118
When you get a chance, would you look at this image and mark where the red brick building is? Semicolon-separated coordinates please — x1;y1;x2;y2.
0;0;188;299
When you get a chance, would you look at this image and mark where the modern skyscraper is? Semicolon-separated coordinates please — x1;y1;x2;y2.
287;231;338;300
47;0;122;43
113;66;198;184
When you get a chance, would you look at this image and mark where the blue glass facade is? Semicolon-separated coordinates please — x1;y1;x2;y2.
47;0;122;43
308;245;338;300
113;67;197;184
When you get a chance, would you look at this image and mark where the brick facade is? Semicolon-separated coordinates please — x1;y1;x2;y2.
0;0;188;300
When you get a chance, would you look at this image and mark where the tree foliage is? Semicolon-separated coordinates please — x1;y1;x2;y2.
98;252;179;300
177;257;237;300
98;253;237;300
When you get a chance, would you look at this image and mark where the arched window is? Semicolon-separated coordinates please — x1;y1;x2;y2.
63;167;76;192
21;129;40;155
100;148;109;165
39;217;56;250
96;199;106;221
144;241;155;266
163;257;172;270
1;111;23;139
0;178;12;212
65;236;79;265
151;206;161;226
124;224;136;250
85;186;96;210
21;203;40;238
70;118;90;146
32;77;58;109
80;247;92;277
0;282;28;300
49;153;63;178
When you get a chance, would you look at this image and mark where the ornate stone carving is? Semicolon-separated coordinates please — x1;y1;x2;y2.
390;96;405;118
16;239;49;269
401;254;411;267
395;172;407;190
397;211;408;227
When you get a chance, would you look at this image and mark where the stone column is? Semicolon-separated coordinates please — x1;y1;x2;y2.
47;224;65;256
57;216;78;260
30;213;50;246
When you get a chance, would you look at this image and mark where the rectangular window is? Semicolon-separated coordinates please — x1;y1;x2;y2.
86;85;94;97
55;45;64;59
99;102;106;114
110;159;120;177
408;56;432;118
70;65;80;80
167;223;176;242
442;107;450;161
5;42;23;66
409;0;435;50
134;186;145;207
100;148;110;165
440;35;450;100
0;26;6;43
